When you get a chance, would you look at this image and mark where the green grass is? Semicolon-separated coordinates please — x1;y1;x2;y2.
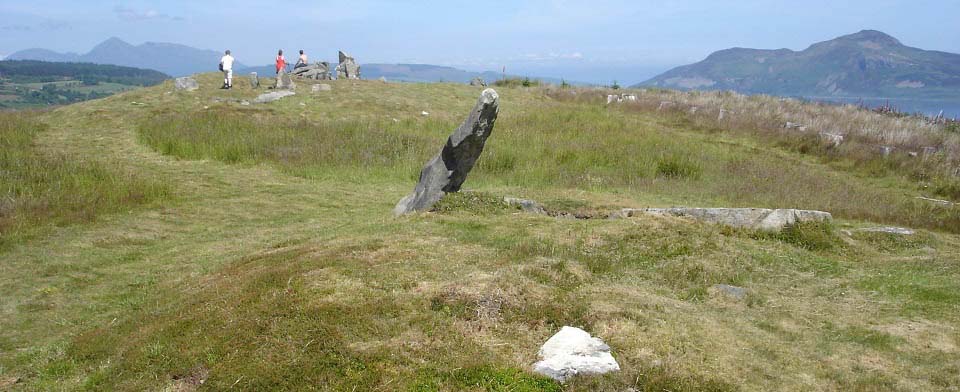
2;74;960;391
0;111;171;247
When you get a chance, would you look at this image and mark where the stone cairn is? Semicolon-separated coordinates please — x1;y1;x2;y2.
335;51;361;80
394;89;500;215
290;62;332;80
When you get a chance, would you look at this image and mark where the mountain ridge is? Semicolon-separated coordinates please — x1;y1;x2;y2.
637;30;960;99
8;37;242;77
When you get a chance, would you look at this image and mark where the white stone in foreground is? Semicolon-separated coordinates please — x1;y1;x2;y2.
533;326;620;382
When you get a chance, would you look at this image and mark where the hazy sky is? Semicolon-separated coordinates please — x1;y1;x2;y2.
1;0;958;84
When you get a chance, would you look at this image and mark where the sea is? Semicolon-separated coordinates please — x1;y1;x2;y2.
803;96;960;119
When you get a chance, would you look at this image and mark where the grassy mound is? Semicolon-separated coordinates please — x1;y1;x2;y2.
0;112;170;247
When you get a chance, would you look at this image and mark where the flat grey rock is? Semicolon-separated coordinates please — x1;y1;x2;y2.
858;227;915;235
394;89;499;215
712;284;748;300
618;208;832;231
253;90;296;104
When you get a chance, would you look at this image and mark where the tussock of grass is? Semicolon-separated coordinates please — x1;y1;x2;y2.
431;191;512;215
137;109;435;177
754;221;843;251
0;112;170;247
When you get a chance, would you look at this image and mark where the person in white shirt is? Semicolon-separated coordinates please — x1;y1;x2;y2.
219;50;235;89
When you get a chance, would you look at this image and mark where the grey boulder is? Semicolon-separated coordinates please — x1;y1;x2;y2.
336;51;361;80
291;62;332;80
174;77;199;91
250;72;259;88
394;89;500;215
275;71;296;90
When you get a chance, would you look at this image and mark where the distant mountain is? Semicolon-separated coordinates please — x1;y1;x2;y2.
8;37;243;77
637;30;960;99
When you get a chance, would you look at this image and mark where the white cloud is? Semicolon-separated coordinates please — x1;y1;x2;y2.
113;6;183;22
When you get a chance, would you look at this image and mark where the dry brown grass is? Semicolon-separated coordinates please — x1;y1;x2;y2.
550;87;960;187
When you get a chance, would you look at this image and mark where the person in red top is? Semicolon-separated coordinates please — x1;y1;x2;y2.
275;49;287;74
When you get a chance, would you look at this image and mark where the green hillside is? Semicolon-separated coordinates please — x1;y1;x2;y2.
639;30;960;100
0;60;168;109
1;75;959;390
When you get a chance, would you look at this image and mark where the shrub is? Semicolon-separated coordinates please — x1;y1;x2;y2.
656;153;703;179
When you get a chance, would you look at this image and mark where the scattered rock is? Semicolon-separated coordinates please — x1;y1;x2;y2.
607;94;639;104
615;208;832;231
878;146;894;156
470;77;486;87
689;106;699;114
712;284;748;300
504;197;546;214
249;72;259;88
784;122;807;131
532;326;620;382
253;90;296;104
421;111;430;117
394;89;500;215
379;76;388;83
718;108;727;121
922;146;939;156
291;62;332;80
174;77;199;91
240;100;250;106
857;227;915;235
170;366;209;392
657;101;674;110
336;50;361;80
275;70;296;90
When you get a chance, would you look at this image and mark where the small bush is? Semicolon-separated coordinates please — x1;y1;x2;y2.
756;221;842;251
656;154;703;179
493;77;540;88
933;180;960;201
430;191;510;215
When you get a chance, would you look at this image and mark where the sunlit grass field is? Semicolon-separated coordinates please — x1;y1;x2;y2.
1;73;959;391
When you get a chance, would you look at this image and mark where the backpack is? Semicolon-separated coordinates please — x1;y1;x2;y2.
219;63;224;72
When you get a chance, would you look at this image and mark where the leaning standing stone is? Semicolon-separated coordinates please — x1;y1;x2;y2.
394;89;500;215
250;72;259;88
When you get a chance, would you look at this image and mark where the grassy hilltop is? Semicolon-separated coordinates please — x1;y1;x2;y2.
1;73;960;391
